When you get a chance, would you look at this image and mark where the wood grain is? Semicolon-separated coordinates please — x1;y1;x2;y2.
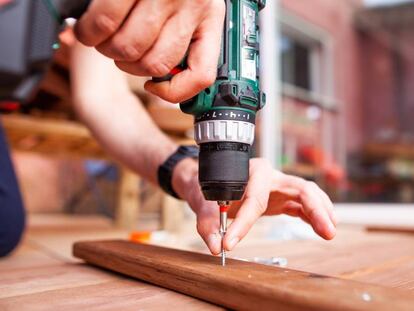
0;263;116;299
0;279;222;311
229;223;414;291
73;240;414;311
366;225;414;235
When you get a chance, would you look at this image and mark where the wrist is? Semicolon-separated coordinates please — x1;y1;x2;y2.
171;157;198;202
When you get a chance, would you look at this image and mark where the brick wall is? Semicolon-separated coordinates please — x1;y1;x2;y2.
280;0;364;163
360;26;414;142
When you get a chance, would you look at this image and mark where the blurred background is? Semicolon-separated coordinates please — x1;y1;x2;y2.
2;0;414;236
264;0;414;204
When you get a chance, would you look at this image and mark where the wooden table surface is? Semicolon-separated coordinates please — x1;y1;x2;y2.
1;214;414;310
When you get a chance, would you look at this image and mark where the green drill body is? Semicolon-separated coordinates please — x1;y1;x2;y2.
180;0;266;118
181;0;266;203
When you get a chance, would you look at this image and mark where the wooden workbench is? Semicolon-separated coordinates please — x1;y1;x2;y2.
1;214;414;310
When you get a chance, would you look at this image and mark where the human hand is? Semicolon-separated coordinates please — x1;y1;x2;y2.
75;0;225;103
173;158;337;255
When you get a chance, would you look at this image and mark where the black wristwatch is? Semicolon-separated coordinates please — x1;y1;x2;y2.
158;145;199;199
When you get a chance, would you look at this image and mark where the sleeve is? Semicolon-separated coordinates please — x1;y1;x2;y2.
0;122;25;257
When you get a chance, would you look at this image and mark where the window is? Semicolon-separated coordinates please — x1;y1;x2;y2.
278;11;341;195
279;11;335;108
281;35;312;91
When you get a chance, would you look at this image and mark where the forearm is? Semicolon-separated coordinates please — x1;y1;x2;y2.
71;41;197;196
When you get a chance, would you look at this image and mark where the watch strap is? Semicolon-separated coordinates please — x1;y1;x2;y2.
158;145;199;199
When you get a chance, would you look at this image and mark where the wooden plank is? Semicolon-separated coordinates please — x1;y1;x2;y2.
73;240;414;311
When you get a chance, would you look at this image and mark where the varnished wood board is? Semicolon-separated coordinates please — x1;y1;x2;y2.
73;240;414;311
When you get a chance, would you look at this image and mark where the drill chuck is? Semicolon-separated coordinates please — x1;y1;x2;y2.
194;110;256;201
199;142;250;201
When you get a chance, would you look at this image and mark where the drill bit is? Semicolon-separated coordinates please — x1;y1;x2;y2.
218;201;229;266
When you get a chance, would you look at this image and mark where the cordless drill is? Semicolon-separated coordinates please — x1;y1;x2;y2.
177;0;266;265
0;0;266;265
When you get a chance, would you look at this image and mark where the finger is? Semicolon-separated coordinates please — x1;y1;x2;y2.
266;194;312;225
315;186;337;225
97;0;174;62
144;1;225;103
275;175;336;239
280;201;302;216
280;171;336;225
264;199;301;216
266;189;300;211
115;11;195;77
195;204;221;255
75;0;137;47
223;164;272;251
299;181;336;240
281;202;311;224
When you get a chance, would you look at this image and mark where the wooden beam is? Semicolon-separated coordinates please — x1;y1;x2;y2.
364;143;414;160
73;240;414;311
115;168;140;230
162;195;185;232
366;225;414;235
1;115;107;159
